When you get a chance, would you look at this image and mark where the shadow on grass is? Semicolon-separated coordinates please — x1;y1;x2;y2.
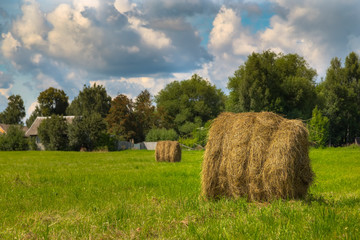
304;193;360;207
304;193;331;205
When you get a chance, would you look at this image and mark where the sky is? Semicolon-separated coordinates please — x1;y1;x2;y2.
1;0;360;119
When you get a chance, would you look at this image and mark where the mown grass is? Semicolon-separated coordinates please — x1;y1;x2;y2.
0;147;359;239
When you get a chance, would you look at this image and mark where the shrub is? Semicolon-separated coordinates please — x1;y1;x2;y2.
28;137;38;150
68;113;108;151
145;128;178;141
308;106;329;148
0;125;28;151
38;115;69;151
191;120;212;147
178;137;197;148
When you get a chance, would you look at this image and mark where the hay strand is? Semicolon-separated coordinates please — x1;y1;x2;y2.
155;141;181;162
201;112;313;202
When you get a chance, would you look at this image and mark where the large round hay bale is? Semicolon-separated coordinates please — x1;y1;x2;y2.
155;141;181;162
201;112;314;202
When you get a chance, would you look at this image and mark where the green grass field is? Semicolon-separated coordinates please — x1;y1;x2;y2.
0;147;360;239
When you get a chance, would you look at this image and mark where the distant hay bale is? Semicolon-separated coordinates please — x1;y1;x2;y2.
155;141;181;162
201;112;314;202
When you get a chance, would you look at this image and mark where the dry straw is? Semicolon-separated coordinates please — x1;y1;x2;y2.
155;141;181;162
201;112;313;202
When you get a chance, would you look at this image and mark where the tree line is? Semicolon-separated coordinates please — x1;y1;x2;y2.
1;50;360;150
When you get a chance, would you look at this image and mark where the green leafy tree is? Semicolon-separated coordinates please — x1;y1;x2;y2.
68;113;108;151
320;52;360;145
105;94;136;141
134;90;156;142
145;128;178;141
154;106;174;130
308;106;329;148
38;87;69;116
191;120;212;147
0;95;25;124
227;51;317;119
67;84;111;118
38;115;69;150
155;74;225;135
26;105;41;127
0;125;28;150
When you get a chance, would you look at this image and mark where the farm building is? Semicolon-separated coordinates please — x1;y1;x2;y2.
0;123;28;134
117;141;157;150
0;124;10;134
25;116;75;150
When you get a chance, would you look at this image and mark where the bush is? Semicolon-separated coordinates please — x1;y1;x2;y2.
28;137;38;150
95;133;117;151
0;125;28;151
191;120;212;147
145;128;178;141
308;106;329;148
68;113;109;151
38;115;69;151
178;137;197;148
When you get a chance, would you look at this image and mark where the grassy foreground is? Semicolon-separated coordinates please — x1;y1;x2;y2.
0;147;360;239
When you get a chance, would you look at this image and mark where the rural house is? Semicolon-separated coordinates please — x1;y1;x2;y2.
0;124;10;134
0;123;28;134
25;116;75;150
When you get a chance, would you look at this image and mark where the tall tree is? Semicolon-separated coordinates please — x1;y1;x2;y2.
320;52;360;145
308;106;329;148
133;90;156;142
105;94;136;141
227;51;317;119
38;87;69;116
68;113;108;151
0;95;25;125
344;52;360;142
67;84;111;118
155;74;226;135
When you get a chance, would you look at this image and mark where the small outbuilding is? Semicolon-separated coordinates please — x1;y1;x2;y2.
25;116;75;150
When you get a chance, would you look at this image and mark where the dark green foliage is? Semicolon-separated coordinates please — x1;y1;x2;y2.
67;84;111;118
0;95;25;125
191;120;212;147
0;125;28;150
37;87;69;116
308;106;329;148
227;51;317;119
155;74;225;135
320;52;360;146
38;115;69;151
105;94;136;141
28;137;38;150
68;113;108;151
145;128;178;141
106;91;157;142
179;120;212;148
133;90;156;142
93;133;117;151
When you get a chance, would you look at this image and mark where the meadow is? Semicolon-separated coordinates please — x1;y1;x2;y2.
0;147;359;239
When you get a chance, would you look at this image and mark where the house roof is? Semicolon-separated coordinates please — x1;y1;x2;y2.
0;124;11;134
25;116;76;137
0;124;28;134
